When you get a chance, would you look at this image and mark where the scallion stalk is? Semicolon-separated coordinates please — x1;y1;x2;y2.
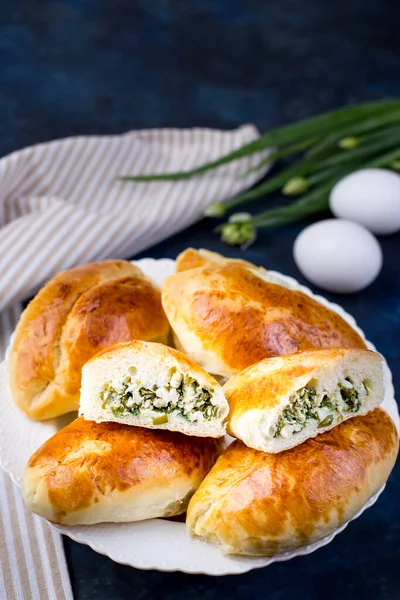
120;98;400;246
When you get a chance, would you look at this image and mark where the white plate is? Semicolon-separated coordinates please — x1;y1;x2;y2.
0;258;398;575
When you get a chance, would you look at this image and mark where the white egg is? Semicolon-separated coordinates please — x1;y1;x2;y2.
293;219;383;293
330;168;400;234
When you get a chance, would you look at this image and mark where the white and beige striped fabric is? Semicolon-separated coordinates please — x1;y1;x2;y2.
0;124;267;600
0;309;73;600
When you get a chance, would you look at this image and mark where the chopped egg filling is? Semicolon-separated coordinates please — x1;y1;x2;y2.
99;368;218;424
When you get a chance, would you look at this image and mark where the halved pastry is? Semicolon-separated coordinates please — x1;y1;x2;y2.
10;259;170;420
79;340;229;437
186;408;398;556
22;417;221;525
224;348;383;453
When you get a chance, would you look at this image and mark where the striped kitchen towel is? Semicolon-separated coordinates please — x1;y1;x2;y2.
0;308;73;600
0;124;268;599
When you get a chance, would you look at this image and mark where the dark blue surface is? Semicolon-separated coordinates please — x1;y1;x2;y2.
1;1;400;598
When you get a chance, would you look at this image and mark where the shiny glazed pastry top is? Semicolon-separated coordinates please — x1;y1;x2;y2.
162;263;366;378
10;260;170;420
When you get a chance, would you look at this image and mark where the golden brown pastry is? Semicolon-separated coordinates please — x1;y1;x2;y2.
176;248;263;272
162;264;367;378
224;348;383;453
22;417;221;525
10;260;170;420
79;340;229;438
187;408;398;556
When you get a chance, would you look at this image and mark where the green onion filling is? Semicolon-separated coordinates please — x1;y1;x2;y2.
100;369;217;423
274;377;366;439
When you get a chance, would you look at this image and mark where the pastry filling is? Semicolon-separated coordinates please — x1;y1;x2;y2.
100;368;218;424
273;377;369;439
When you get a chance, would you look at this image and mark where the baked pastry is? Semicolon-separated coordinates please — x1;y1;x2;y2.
10;260;170;420
224;348;383;453
176;248;263;272
162;263;367;378
79;340;229;437
22;417;221;525
186;408;398;556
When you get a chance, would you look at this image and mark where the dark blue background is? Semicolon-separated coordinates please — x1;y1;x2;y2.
1;1;399;598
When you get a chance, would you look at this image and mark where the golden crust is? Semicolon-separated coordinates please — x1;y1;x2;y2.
85;339;221;389
187;408;398;555
23;417;221;525
162;264;366;377
10;260;170;420
224;348;376;421
176;248;260;272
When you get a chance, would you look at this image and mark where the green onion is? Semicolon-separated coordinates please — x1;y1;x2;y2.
121;100;400;181
120;98;400;246
282;177;309;196
338;137;358;150
152;414;168;425
241;138;316;178
305;108;400;159
390;160;400;172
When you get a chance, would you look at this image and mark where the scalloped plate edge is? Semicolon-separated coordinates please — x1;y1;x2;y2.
0;258;398;575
